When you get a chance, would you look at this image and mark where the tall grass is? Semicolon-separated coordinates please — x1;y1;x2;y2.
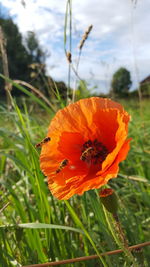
0;83;150;266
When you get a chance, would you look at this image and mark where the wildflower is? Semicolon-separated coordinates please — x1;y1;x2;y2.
40;97;131;200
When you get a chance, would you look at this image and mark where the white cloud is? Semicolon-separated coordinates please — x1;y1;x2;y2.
1;0;150;93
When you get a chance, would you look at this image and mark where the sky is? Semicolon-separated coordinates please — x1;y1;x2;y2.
0;0;150;93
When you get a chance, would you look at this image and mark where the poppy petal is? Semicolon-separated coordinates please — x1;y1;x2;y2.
40;97;131;200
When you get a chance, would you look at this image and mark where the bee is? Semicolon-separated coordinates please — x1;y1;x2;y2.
35;137;51;148
55;159;69;174
80;147;95;161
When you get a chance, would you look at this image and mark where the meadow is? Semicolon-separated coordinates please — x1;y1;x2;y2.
0;88;150;267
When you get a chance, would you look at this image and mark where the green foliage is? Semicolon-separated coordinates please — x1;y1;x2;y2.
0;16;47;98
0;16;68;101
0;17;31;85
75;80;92;100
111;67;132;96
26;31;45;63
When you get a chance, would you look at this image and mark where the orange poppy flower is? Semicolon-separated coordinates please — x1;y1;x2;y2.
40;97;131;200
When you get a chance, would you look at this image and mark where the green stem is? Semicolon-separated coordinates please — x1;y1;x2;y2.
67;0;72;103
103;207;139;267
65;200;108;267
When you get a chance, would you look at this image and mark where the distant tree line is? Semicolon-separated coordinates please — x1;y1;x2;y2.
0;15;67;100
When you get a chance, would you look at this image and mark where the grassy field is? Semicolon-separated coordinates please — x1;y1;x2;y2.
0;95;150;267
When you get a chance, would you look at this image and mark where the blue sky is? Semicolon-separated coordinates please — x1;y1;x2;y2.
1;0;150;93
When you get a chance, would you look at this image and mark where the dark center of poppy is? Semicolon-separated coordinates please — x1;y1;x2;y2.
80;139;108;165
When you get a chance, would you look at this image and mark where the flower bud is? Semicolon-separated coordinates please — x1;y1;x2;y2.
99;188;118;214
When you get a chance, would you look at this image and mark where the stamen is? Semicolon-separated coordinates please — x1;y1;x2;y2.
80;139;108;164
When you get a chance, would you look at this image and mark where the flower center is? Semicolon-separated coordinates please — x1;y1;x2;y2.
80;139;108;165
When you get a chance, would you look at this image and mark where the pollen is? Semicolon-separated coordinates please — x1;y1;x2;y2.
80;139;108;164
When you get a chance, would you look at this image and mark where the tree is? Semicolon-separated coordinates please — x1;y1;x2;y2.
0;16;47;97
0;17;31;82
0;15;68;100
25;31;46;64
111;67;132;96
